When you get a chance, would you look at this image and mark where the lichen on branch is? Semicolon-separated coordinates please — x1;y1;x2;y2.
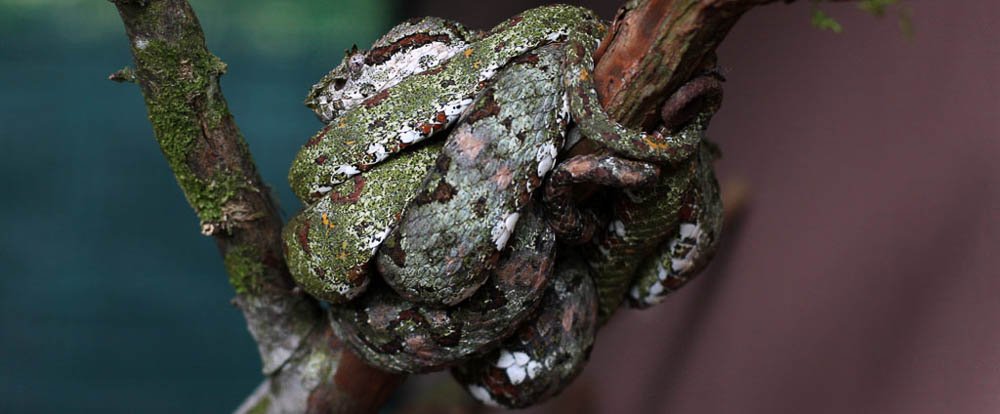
112;1;401;412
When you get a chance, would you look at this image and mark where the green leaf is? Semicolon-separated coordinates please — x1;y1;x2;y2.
811;8;843;33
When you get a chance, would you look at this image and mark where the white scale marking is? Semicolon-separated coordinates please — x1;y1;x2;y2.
365;142;389;163
495;349;535;385
319;42;469;120
467;385;501;407
634;221;706;304
490;212;520;250
333;164;361;177
611;220;626;238
495;350;515;368
535;143;558;177
397;128;423;145
365;226;393;253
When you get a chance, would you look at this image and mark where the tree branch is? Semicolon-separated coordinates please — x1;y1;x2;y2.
109;1;400;412
110;0;848;412
596;0;859;126
596;0;779;127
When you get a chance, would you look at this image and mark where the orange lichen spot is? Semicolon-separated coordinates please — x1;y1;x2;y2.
463;48;474;58
346;140;356;146
473;60;481;69
321;212;335;229
578;68;590;81
338;120;346;128
643;135;671;151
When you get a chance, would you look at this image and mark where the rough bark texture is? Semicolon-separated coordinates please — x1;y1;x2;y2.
593;0;852;127
110;1;401;413
109;0;834;411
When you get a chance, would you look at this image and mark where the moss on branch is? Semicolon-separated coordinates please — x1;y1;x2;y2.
125;7;245;224
112;1;401;412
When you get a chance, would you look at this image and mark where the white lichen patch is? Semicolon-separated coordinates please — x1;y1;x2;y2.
134;37;148;50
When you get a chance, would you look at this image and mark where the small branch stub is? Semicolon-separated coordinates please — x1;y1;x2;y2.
108;66;137;83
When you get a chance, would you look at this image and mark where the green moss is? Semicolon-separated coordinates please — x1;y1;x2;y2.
225;245;265;295
131;15;243;224
245;396;271;414
304;347;336;383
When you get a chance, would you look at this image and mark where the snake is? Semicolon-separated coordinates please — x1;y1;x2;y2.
280;4;725;408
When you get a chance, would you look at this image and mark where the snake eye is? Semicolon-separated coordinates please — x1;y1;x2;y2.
332;78;347;91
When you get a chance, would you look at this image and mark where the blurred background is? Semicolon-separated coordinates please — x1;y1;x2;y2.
0;1;996;413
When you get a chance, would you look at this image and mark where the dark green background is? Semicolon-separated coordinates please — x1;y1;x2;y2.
0;1;397;411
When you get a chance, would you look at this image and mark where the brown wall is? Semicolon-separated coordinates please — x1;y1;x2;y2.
404;1;1000;412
